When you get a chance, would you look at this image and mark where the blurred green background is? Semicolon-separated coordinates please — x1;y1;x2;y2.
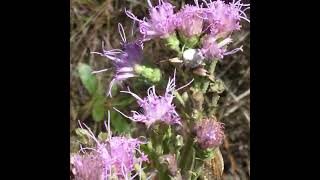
70;0;250;179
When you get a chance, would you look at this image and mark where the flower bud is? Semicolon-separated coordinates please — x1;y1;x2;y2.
134;64;162;83
176;4;204;38
194;117;224;149
193;67;208;76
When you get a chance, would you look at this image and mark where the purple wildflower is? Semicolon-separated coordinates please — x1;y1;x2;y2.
71;113;148;179
200;34;242;59
115;71;192;128
126;0;177;40
71;153;105;180
194;117;224;149
175;1;205;38
92;23;143;97
203;0;250;36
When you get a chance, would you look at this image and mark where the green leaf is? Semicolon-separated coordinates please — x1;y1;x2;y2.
78;63;97;95
110;110;130;133
92;96;105;122
110;83;119;97
174;91;186;107
112;95;135;108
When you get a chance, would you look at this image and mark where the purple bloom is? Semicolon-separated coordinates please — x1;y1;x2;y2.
175;2;205;38
107;136;148;177
92;23;143;97
71;153;105;180
200;34;242;59
71;115;148;179
194;118;224;149
115;71;183;128
203;0;250;36
126;0;177;40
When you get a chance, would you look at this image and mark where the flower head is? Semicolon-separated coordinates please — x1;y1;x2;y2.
126;0;177;40
203;0;250;36
71;153;105;180
116;71;183;128
200;34;242;59
176;2;205;38
71;114;148;179
92;23;143;97
194;117;224;149
106;136;147;177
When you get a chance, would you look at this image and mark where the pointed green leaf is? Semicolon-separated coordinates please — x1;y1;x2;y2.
78;63;97;95
112;95;135;107
110;110;130;133
92;96;105;122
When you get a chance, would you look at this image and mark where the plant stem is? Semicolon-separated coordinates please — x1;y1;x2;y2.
179;135;194;178
174;91;186;107
191;159;205;180
209;60;218;75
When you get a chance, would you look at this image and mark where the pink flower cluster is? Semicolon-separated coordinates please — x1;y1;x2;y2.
71;118;148;179
115;72;182;128
126;0;249;59
126;0;177;41
93;0;249;98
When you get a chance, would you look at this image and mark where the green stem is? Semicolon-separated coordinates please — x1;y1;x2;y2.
201;80;210;94
156;143;163;155
191;159;205;180
179;136;195;178
174;91;186;107
149;129;169;179
209;60;218;75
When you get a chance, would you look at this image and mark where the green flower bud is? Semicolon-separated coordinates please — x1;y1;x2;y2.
134;64;162;84
165;33;181;53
